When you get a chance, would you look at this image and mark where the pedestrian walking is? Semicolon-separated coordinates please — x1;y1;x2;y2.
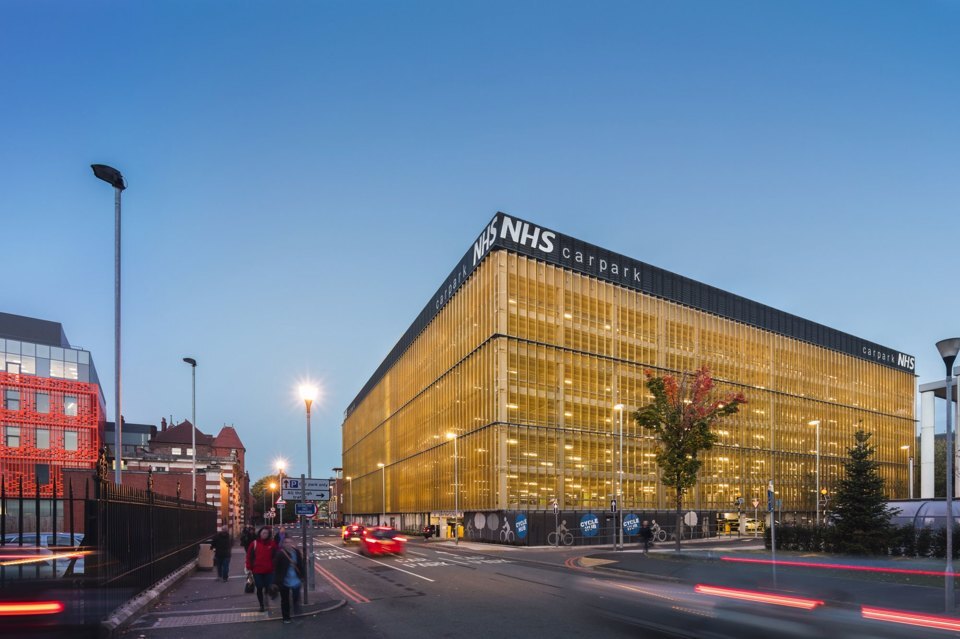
245;526;278;611
639;520;653;554
210;526;233;582
273;536;306;624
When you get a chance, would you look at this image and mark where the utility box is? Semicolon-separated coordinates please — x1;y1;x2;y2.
197;543;214;571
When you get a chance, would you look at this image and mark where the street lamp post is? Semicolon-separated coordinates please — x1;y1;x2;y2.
277;462;285;527
447;433;459;545
614;404;625;550
91;164;126;485
346;476;353;523
937;338;960;612
901;445;914;500
183;358;197;501
299;385;317;480
269;482;277;524
377;463;386;525
808;420;821;526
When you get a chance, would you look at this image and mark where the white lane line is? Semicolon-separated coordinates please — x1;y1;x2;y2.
315;539;435;583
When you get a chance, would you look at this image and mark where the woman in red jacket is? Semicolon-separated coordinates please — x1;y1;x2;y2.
245;526;278;611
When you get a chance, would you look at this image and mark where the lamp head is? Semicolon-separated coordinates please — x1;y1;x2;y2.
183;357;197;367
808;420;820;427
614;404;625;411
446;432;457;440
299;384;318;403
91;164;126;190
377;462;385;468
937;338;960;373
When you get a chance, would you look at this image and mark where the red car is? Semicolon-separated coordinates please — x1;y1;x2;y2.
342;524;365;545
360;527;407;556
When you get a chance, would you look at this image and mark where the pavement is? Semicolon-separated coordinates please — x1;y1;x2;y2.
114;544;344;637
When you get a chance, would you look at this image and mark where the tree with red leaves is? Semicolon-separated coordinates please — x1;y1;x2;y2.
635;367;746;552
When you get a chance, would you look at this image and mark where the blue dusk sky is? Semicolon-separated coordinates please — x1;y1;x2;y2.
1;1;957;483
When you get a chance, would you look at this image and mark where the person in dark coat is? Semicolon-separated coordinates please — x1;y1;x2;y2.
210;526;233;581
272;536;306;623
639;520;653;554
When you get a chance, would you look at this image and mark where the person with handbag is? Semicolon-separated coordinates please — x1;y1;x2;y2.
245;526;277;612
272;536;306;624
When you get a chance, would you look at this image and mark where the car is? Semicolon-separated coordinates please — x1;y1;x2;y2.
341;524;365;544
743;519;764;532
1;534;86;578
359;527;406;556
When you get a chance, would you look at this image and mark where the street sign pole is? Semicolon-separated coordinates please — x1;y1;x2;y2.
300;474;310;605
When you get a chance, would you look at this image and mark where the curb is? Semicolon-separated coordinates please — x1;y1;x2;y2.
99;559;198;639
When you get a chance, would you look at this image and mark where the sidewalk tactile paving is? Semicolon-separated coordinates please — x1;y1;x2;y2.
152;611;267;628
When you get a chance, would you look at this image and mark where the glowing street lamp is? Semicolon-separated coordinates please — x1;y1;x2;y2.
346;476;353;523
268;481;277;523
276;459;286;527
377;463;386;525
614;404;625;551
901;445;914;500
298;384;318;480
808;420;821;526
447;432;459;545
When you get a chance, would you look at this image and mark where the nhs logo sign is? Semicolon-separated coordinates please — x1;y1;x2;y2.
472;213;557;266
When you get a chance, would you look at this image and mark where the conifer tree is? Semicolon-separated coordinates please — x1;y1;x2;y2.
829;428;897;555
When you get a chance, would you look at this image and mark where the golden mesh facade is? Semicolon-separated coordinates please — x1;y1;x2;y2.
343;249;915;521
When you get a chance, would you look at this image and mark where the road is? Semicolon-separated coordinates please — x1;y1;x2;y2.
122;530;952;639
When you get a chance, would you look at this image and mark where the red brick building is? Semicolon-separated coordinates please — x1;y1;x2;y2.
124;419;250;534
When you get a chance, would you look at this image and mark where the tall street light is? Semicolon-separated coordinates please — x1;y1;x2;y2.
901;445;914;500
277;460;286;527
614;404;625;551
346;476;353;523
377;463;386;525
269;481;277;524
446;432;459;546
299;384;317;480
808;420;821;526
91;163;126;484
936;337;960;612
183;357;197;501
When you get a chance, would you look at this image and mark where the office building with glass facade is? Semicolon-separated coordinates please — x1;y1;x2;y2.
0;312;104;496
342;214;916;532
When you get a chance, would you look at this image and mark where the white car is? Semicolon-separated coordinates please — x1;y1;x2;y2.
743;519;764;532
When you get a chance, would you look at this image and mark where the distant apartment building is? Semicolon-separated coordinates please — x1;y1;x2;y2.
0;312;104;496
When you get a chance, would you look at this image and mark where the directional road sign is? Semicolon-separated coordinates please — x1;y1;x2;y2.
282;478;331;500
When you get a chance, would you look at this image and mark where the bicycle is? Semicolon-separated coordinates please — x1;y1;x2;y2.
499;521;516;543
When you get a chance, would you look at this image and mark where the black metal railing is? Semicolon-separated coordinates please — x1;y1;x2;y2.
0;472;216;628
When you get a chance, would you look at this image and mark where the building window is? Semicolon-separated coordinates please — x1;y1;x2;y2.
36;428;50;449
50;359;64;378
35;464;49;485
36;393;50;414
186;448;193;456
172;447;182;456
3;390;19;411
64;430;78;451
5;426;20;448
64;396;77;416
